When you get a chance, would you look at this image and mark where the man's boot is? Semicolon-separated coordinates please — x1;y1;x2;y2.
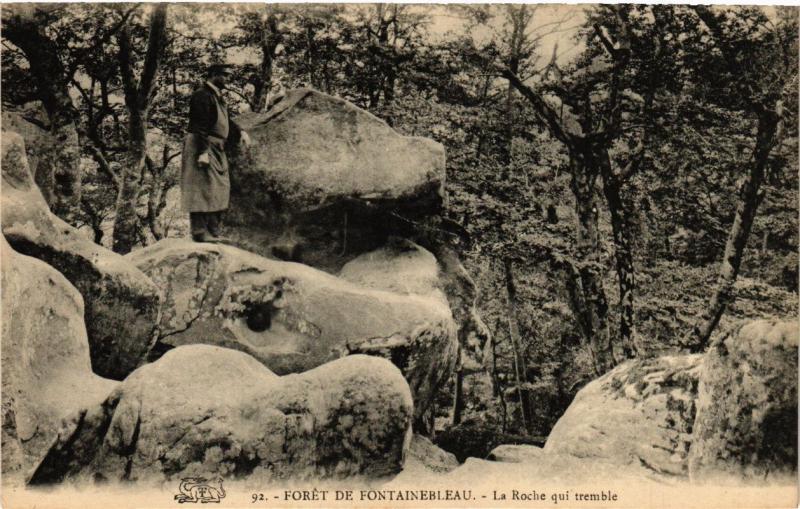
204;211;230;244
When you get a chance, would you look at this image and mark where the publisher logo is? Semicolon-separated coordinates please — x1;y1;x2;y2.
174;477;226;503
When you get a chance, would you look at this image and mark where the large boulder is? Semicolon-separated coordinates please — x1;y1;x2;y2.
30;347;412;484
688;320;798;483
126;239;458;418
488;444;547;463
225;88;446;269
405;434;459;474
544;354;704;479
386;434;459;486
1;236;117;484
340;239;490;358
1;131;161;379
1;106;78;212
443;455;647;486
387;449;654;490
339;238;443;297
1;109;50;199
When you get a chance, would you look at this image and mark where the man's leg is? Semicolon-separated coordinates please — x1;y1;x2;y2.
206;210;222;238
190;212;208;241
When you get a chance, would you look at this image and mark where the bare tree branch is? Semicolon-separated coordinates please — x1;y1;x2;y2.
501;66;574;144
67;5;140;77
593;23;617;56
137;4;168;108
89;144;120;189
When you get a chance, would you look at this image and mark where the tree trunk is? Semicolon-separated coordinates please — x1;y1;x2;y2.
382;70;396;126
503;258;533;434
760;229;769;256
252;13;280;113
502;5;526;165
305;25;318;89
491;329;509;433
3;8;82;218
567;150;615;375
687;106;781;350
113;110;148;254
144;148;178;241
252;50;274;112
112;4;168;254
451;346;465;426
600;157;638;359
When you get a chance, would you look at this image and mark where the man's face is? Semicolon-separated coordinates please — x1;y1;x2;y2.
210;71;231;89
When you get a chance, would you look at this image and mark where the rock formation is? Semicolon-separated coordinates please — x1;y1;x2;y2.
544;354;703;479
225;88;446;270
338;237;443;296
340;239;491;432
126;239;458;418
1;110;51;200
1;236;117;483
339;239;488;356
456;320;798;485
31;348;412;484
689;320;798;482
132;90;489;425
1;130;161;379
1;108;77;213
487;444;546;463
221;89;489;422
405;435;460;474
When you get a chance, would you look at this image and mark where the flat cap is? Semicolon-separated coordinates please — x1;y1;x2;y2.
207;63;234;76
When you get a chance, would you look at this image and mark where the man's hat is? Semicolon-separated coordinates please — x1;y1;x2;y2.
207;63;234;76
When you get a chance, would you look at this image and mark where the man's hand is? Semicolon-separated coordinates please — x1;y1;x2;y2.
198;152;210;165
241;131;251;146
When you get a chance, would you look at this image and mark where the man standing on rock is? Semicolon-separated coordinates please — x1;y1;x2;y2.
181;63;250;243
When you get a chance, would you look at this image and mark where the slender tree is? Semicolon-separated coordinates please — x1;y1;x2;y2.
112;4;169;254
685;7;798;349
499;5;685;366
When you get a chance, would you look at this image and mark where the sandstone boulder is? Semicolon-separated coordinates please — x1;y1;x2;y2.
1;107;80;213
340;240;490;356
387;452;652;490
1;236;117;483
225;88;446;268
544;354;704;479
487;444;546;463
1;110;50;198
1;131;161;379
688;320;798;483
440;455;653;487
406;434;459;474
126;239;458;417
31;348;412;484
339;238;442;297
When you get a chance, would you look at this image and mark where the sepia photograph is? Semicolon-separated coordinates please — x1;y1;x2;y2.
0;3;797;508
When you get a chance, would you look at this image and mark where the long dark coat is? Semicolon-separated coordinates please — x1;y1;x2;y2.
181;84;241;213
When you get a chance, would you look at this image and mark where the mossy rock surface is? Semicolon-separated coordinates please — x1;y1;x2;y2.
688;320;798;483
